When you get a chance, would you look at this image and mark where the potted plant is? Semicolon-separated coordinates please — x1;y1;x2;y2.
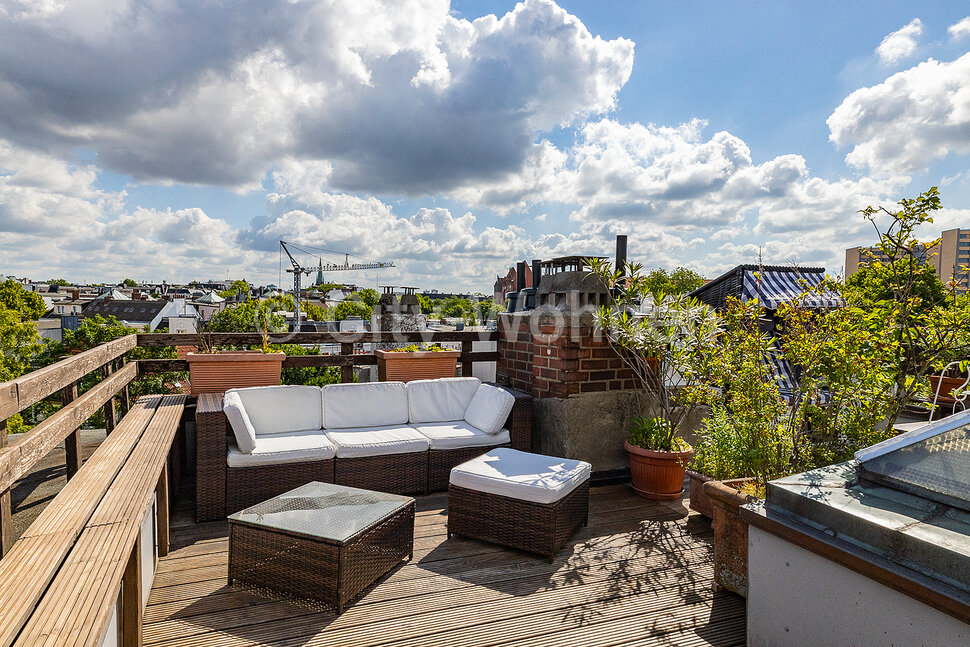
376;343;460;382
588;259;719;501
185;310;285;395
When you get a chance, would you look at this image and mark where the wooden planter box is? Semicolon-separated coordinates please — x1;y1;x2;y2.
686;470;714;518
704;478;758;597
186;351;285;395
376;350;460;383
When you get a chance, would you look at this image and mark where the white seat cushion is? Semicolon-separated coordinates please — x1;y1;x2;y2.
463;384;515;435
227;429;336;468
326;425;430;458
223;391;257;454
412;421;510;450
226;385;324;436
407;377;482;423
449;448;591;504
323;382;408;429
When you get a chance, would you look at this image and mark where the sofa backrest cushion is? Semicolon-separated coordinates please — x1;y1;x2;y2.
463;384;515;435
407;377;482;424
323;382;409;429
226;385;324;436
223;391;257;453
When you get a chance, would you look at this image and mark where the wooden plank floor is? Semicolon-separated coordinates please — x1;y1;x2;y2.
145;485;745;647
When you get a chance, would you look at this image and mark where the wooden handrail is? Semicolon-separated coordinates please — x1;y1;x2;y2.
0;362;137;494
136;330;498;346
0;335;136;421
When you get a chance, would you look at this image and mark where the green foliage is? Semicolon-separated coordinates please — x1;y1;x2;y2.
274;344;349;386
121;278;138;287
217;279;250;299
852;187;970;426
302;300;327;321
628;417;690;452
588;258;720;451
0;279;46;320
417;294;435;315
389;343;450;352
333;298;372;321
313;282;343;294
0;304;42;381
642;267;706;297
844;258;946;314
208;299;286;333
45;278;69;286
355;288;379;307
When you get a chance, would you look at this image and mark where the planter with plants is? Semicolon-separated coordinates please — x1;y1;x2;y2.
186;318;285;395
588;259;720;501
376;344;460;382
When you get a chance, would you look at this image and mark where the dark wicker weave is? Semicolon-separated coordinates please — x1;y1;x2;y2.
504;388;533;452
334;452;429;495
447;479;590;562
196;393;229;522
228;484;414;613
226;459;335;515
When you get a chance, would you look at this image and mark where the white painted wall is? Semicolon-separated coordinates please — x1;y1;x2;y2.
747;526;970;647
96;593;121;647
139;494;157;610
472;340;497;383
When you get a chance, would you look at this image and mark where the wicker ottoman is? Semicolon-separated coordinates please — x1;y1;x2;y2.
447;448;591;562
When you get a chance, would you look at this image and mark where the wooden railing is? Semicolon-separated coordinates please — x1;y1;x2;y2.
0;334;138;556
136;330;500;383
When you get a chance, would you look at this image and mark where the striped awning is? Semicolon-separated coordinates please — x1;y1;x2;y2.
742;270;843;309
765;352;833;406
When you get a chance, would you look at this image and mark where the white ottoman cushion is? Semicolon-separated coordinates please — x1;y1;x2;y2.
450;448;591;504
227;429;336;468
407;377;481;423
323;382;408;429
223;391;257;454
463;384;515;435
225;385;323;436
412;421;509;450
326;425;430;458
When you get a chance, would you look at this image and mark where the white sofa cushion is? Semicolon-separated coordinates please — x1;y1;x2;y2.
463;384;515;435
227;429;336;468
226;385;323;436
323;382;408;429
411;421;510;450
223;391;257;454
449;448;591;504
407;377;482;424
326;425;430;458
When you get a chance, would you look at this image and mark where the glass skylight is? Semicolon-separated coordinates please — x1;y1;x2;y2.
856;409;970;512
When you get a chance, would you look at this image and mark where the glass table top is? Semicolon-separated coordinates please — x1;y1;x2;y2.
228;482;414;544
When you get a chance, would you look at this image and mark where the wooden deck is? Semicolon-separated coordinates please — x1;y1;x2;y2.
145;485;745;647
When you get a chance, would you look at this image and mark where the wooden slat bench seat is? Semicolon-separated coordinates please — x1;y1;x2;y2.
0;394;186;647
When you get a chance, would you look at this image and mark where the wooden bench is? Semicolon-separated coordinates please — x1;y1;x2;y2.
0;394;186;647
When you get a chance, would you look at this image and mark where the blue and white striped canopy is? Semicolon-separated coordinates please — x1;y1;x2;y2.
741;270;843;309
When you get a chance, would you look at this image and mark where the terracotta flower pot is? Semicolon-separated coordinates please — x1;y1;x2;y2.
703;477;758;597
186;351;285;395
376;349;460;383
624;441;694;501
686;469;714;518
929;374;967;404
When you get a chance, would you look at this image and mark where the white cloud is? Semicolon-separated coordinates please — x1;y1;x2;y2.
828;53;970;178
0;0;633;194
948;17;970;39
875;18;922;64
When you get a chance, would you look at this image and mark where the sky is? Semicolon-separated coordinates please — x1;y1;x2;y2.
1;1;970;292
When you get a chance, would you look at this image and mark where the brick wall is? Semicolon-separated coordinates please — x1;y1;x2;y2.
499;315;637;399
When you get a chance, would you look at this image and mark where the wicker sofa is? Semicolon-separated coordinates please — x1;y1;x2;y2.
195;378;532;521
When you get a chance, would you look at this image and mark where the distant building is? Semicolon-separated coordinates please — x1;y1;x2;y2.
81;298;194;331
493;264;533;305
846;227;970;293
192;290;226;320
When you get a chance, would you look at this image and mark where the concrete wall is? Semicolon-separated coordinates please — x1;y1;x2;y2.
748;526;969;647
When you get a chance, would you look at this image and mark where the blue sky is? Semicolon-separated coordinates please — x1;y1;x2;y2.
1;1;969;290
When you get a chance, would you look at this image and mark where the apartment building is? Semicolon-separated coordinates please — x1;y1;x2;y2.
846;227;970;293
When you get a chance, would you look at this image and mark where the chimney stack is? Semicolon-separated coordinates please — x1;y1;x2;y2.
615;235;628;279
531;259;541;289
516;261;527;292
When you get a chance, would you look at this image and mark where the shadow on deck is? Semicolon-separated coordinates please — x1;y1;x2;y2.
145;485;745;647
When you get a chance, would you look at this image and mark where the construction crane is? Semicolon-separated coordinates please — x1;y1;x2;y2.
280;241;395;330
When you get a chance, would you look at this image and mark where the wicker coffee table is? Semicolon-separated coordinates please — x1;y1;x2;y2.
228;481;415;613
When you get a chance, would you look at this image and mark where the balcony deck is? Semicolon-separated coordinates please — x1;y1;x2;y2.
145;485;745;647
